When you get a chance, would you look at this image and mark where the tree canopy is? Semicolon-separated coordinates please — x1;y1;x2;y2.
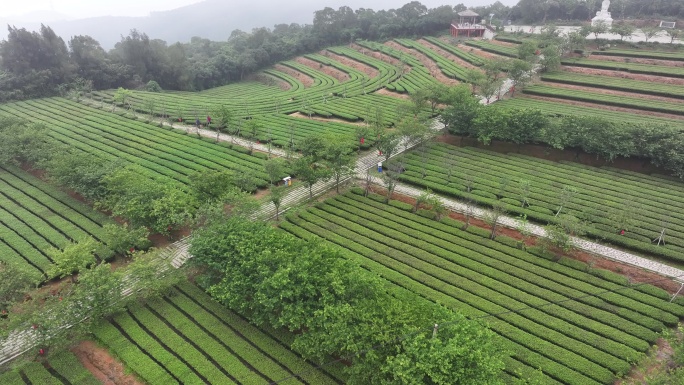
189;217;507;384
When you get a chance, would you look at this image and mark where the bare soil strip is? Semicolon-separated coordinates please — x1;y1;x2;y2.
588;54;684;68
288;112;365;126
417;38;482;71
374;88;411;99
522;94;684;121
384;41;459;85
72;341;145;385
351;43;403;66
560;65;684;85
540;81;684;104
295;56;349;83
273;64;314;88
273;63;315;88
320;49;380;79
437;36;506;61
489;39;519;48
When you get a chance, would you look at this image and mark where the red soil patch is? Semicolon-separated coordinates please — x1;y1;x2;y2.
588;54;684;68
540;81;684;104
384;41;459;86
374;88;411;100
320;50;380;79
351;43;403;66
148;227;191;249
295;56;350;83
72;341;145;385
417;38;482;71
253;187;271;201
369;184;681;293
438;36;503;60
288;112;365;126
489;39;519;48
274;63;315;88
560;65;684;86
522;94;684;121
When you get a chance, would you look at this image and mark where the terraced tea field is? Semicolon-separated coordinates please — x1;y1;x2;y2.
540;72;684;99
494;97;684;128
393;143;684;264
93;282;344;385
0;351;99;385
0;165;114;280
90;40;472;125
281;189;684;385
0;98;271;187
521;84;684;116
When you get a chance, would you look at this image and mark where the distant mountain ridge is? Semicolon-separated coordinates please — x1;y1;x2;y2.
1;0;314;49
1;0;513;49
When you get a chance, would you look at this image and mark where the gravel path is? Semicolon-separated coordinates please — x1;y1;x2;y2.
374;179;684;280
0;239;189;366
251;120;446;221
0;66;568;365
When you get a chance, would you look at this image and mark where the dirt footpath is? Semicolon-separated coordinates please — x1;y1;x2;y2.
72;341;145;385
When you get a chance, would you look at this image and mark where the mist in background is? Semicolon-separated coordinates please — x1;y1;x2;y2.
1;0;517;48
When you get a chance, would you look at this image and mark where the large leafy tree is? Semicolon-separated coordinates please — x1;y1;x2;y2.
322;135;356;193
189;170;237;203
507;59;533;95
47;237;100;282
190;218;507;384
69;35;129;89
45;151;125;201
264;158;288;185
0;25;72;99
0;263;38;314
293;156;331;199
101;165;192;234
503;108;548;149
0;118;55;166
440;85;482;137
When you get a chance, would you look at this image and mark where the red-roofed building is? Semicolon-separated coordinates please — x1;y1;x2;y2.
450;10;486;37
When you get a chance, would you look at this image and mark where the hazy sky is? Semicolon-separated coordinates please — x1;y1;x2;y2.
4;0;518;19
4;0;203;18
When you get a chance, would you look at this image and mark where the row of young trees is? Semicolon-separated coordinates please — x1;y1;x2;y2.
440;85;684;179
189;216;508;385
0;117;261;235
0;248;184;351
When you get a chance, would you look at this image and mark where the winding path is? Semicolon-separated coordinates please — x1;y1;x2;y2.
370;178;684;281
2;55;680;367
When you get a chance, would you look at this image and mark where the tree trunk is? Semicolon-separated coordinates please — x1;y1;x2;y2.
490;222;498;239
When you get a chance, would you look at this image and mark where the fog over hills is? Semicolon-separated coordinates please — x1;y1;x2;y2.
1;0;517;49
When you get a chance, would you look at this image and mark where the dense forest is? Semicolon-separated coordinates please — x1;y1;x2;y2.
0;2;480;101
0;0;681;101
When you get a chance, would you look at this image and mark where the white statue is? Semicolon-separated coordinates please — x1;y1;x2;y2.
601;0;610;12
592;0;613;27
